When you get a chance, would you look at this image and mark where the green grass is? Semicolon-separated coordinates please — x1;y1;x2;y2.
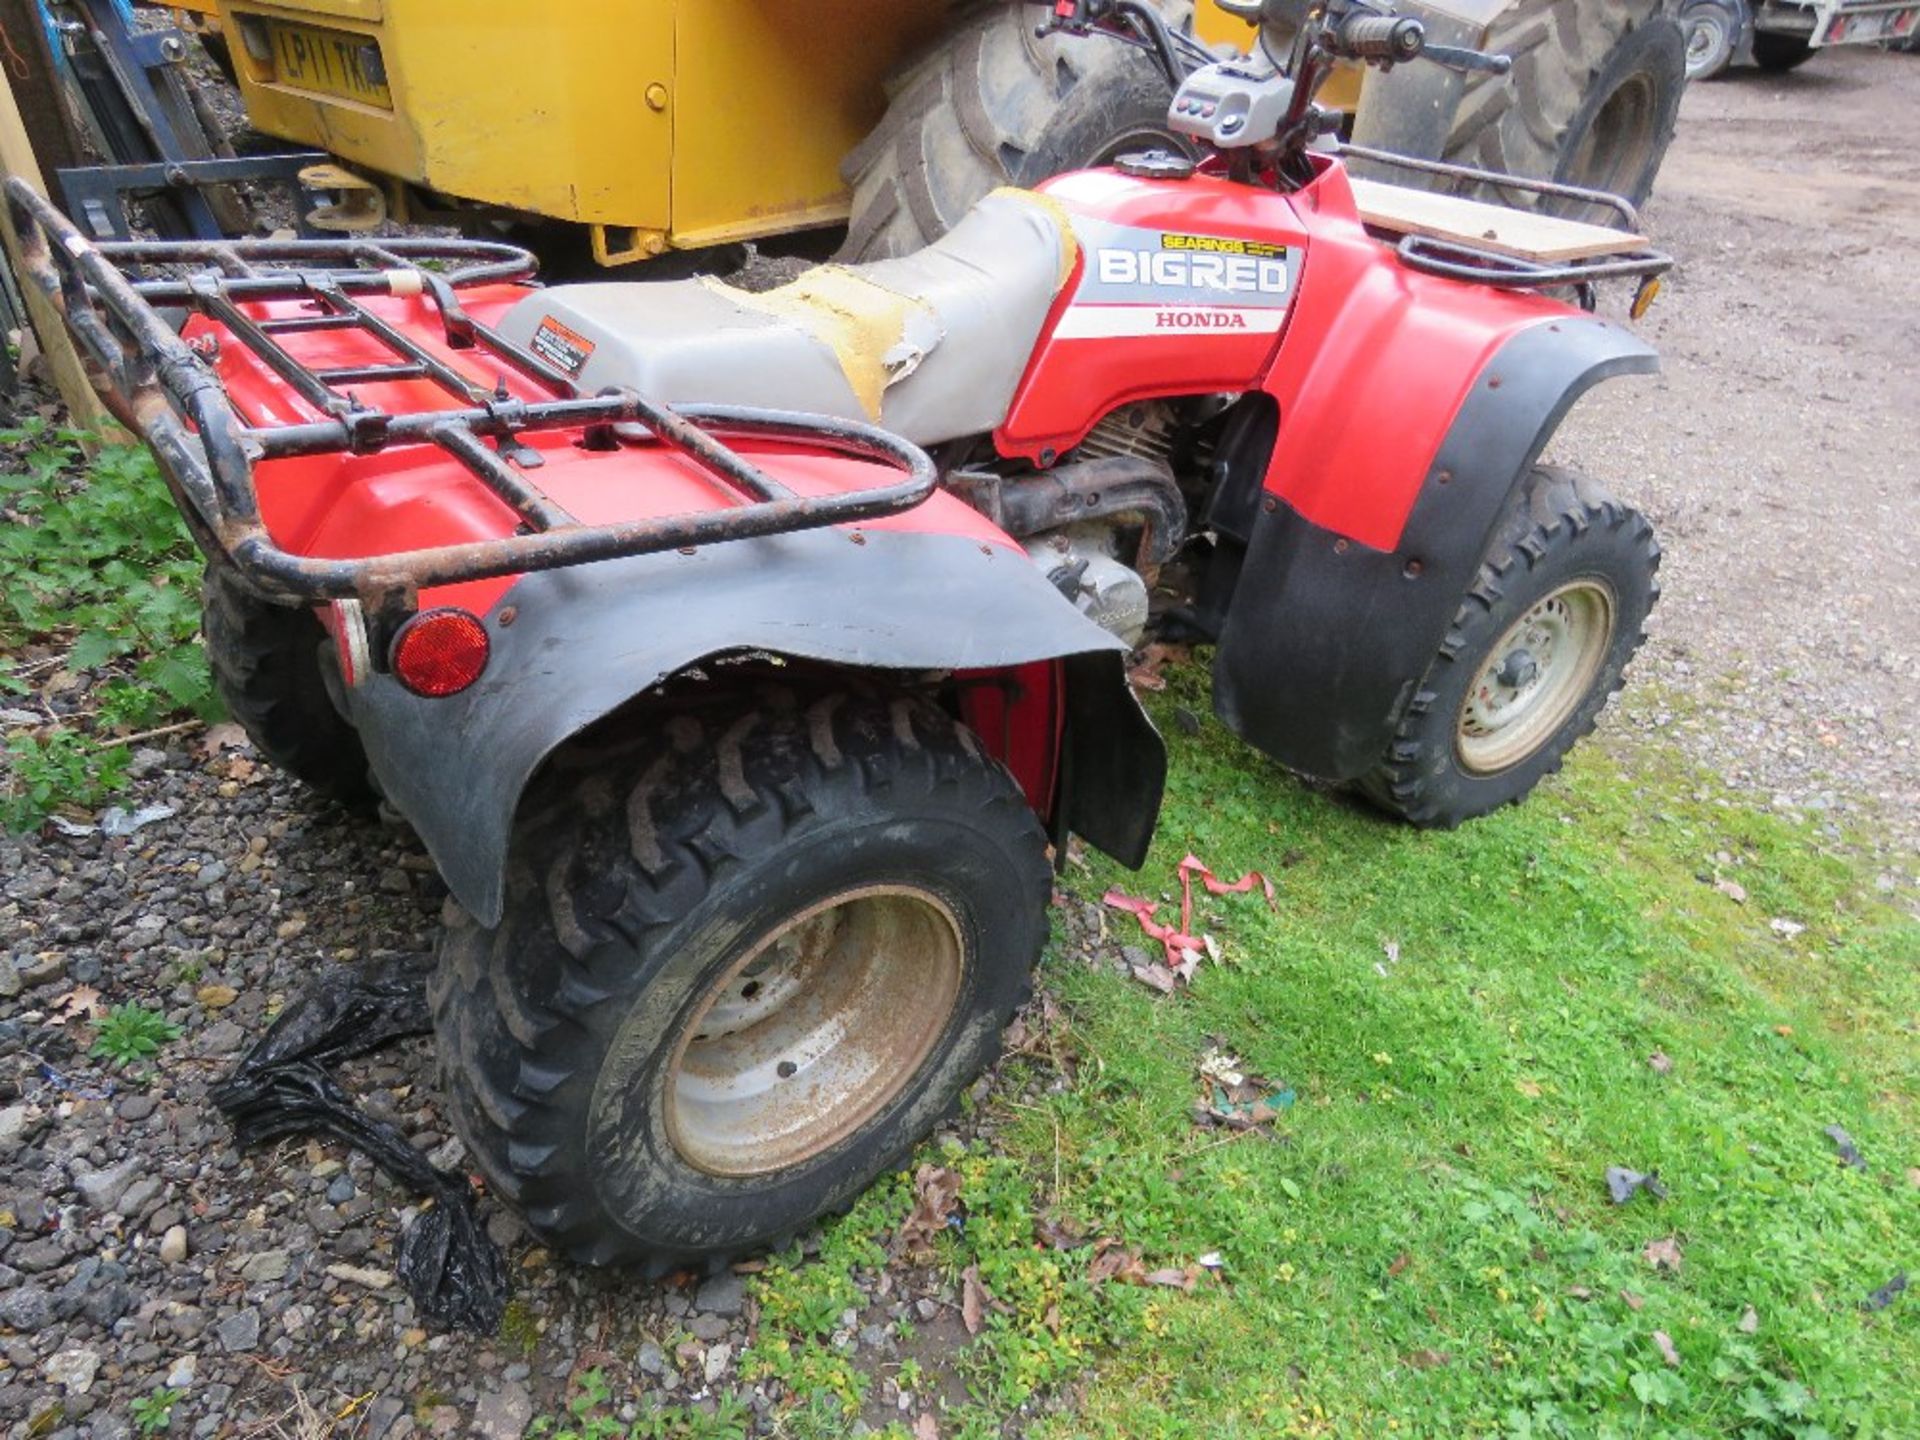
0;421;217;829
748;657;1917;1439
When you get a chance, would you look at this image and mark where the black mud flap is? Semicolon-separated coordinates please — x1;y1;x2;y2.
347;527;1165;924
1213;317;1658;781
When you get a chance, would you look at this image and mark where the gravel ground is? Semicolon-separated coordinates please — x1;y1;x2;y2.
1558;46;1919;863
3;43;1916;1440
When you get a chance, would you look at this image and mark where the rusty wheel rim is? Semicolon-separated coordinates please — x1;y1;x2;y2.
663;886;965;1178
1456;580;1616;775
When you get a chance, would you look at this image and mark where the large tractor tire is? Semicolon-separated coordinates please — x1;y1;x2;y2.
1358;467;1659;827
1351;0;1686;222
431;683;1052;1270
841;1;1192;261
201;562;374;806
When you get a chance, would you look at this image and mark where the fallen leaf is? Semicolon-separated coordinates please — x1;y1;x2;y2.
895;1164;963;1262
1643;1237;1683;1274
196;984;240;1011
914;1414;939;1440
1738;1304;1759;1334
197;722;250;758
1033;1214;1088;1251
1514;1077;1543;1099
1774;1025;1794;1038
1387;1251;1411;1279
1567;1285;1593;1300
48;986;104;1025
1768;917;1806;938
1906;1168;1920;1190
1648;1051;1673;1075
960;1265;988;1336
1130;961;1178;994
1087;1242;1147;1287
225;756;257;782
1653;1330;1681;1368
1143;1267;1198;1291
1405;1349;1451;1369
1712;877;1748;904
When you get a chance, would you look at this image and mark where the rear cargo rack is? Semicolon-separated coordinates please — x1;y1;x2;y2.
3;178;937;611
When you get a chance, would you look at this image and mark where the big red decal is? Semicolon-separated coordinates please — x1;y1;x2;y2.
1062;218;1298;338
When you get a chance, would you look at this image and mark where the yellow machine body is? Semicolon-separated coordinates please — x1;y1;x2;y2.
211;0;1355;262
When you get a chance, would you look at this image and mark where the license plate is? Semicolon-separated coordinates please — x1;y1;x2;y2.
1824;4;1920;42
268;21;391;108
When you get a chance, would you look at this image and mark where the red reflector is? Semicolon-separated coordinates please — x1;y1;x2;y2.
391;609;490;698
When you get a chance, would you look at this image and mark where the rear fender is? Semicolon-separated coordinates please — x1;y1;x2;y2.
346;527;1165;925
1214;315;1658;780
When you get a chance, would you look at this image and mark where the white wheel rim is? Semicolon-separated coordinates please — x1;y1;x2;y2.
663;885;964;1177
1456;581;1616;775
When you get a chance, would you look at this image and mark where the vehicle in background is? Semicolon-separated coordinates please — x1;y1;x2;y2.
1676;0;1918;77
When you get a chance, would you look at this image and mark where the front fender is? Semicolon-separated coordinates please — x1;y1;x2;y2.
1214;316;1657;781
346;527;1164;924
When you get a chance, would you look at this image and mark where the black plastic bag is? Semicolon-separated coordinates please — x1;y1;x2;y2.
210;963;509;1333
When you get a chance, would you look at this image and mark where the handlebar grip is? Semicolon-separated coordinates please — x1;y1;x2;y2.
1335;14;1425;63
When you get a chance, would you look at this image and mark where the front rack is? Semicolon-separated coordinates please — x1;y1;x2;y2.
2;178;937;613
1332;142;1674;296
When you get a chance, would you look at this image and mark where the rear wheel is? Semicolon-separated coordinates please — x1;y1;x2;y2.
430;684;1051;1269
201;563;373;806
841;1;1192;261
1358;467;1659;827
1751;31;1817;70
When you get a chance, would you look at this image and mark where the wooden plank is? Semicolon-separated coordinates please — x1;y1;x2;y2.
0;57;115;432
1348;177;1647;263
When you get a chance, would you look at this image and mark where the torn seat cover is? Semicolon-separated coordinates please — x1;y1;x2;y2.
495;189;1077;443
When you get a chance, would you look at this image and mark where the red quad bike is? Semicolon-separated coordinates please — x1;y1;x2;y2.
8;0;1669;1269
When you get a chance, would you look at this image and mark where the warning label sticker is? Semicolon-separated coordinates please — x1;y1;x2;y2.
530;316;596;375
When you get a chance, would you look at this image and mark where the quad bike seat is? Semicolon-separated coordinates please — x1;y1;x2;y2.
495;189;1078;447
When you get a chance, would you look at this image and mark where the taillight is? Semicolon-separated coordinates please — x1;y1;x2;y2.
390;609;490;698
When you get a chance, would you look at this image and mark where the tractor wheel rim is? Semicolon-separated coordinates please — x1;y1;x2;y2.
664;885;965;1178
1456;581;1616;775
1685;13;1730;74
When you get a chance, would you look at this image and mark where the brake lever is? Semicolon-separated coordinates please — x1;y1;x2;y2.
1421;42;1512;76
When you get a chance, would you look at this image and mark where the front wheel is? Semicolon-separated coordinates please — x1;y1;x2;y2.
430;684;1052;1270
1358;467;1660;827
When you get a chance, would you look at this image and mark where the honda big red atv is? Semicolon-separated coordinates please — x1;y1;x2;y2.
8;0;1669;1270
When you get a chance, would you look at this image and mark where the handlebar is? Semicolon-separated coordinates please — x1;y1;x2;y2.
1329;13;1425;64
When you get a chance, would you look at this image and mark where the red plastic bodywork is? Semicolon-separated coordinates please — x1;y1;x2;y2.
1004;158;1576;553
185;292;1069;812
185;153;1581;821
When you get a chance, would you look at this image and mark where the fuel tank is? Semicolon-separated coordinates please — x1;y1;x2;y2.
995;166;1316;461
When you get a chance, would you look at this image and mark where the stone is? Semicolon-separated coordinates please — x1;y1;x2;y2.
0;962;20;999
325;1175;356;1204
703;1344;732;1385
214;1308;261;1353
9;1236;66;1273
0;1285;53;1331
73;1157;141;1214
44;1349;100;1395
688;1314;729;1342
0;1106;33;1144
694;1271;745;1317
472;1383;532;1440
116;1094;157;1124
196;1021;246;1057
159;1226;189;1264
18;954;64;987
238;1250;290;1283
166;1355;197;1389
118;1178;162;1216
636;1343;666;1377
